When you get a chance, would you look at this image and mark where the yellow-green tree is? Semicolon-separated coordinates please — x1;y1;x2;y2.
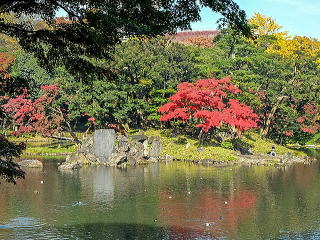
267;36;320;63
249;12;288;39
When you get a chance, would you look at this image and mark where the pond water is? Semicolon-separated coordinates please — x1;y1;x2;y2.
0;150;320;240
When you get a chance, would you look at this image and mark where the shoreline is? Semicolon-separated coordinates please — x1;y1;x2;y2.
16;130;318;169
54;152;314;171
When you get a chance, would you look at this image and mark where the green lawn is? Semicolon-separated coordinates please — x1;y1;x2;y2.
144;129;306;161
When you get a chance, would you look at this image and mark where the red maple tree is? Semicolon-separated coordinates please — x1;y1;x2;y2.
158;77;259;133
297;102;320;134
2;84;64;136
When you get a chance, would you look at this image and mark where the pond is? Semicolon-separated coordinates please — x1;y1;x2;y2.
0;150;320;240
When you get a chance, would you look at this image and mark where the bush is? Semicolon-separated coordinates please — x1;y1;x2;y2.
231;138;252;151
221;141;233;149
174;137;188;145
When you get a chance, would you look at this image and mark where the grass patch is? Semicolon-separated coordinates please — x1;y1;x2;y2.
144;129;307;161
8;134;54;142
24;144;77;155
144;129;238;162
306;133;320;145
8;132;87;142
243;132;306;156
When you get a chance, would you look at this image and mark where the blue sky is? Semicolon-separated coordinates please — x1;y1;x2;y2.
191;0;320;39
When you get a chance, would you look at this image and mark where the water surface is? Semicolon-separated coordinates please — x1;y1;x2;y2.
0;150;320;239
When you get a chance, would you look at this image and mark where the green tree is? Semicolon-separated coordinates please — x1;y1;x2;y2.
0;0;250;79
192;29;320;143
111;37;196;127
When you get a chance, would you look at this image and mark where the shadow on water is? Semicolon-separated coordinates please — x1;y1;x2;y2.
1;150;320;240
2;222;210;240
57;223;170;240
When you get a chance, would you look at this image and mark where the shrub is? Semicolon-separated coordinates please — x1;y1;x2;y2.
158;77;259;135
221;141;233;149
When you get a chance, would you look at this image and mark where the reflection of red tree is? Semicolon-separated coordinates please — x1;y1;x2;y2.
158;188;256;238
225;190;256;234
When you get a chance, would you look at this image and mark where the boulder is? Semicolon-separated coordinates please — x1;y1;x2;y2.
142;140;149;158
66;153;87;163
148;136;157;143
115;135;130;152
202;159;214;165
108;152;127;166
158;155;173;162
93;129;116;162
127;156;137;166
58;162;81;171
84;152;97;162
78;136;93;155
19;159;43;168
130;134;148;143
148;157;158;163
239;148;253;155
128;145;145;161
150;137;162;158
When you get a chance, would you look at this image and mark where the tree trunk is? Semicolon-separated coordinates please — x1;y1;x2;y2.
198;129;205;144
2;118;7;135
228;44;235;59
261;64;298;138
57;108;82;145
67;127;81;145
261;96;286;138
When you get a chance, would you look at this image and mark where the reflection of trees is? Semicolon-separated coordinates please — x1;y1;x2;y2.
1;153;320;239
158;188;256;238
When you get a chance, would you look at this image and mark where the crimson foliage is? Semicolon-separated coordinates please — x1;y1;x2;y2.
297;102;320;135
158;77;259;133
2;84;64;136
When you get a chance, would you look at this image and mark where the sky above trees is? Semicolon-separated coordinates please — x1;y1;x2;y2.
191;0;320;39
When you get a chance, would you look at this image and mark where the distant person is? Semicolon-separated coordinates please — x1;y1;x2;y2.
269;145;277;157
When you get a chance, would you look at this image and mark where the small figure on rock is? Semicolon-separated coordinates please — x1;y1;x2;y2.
269;145;277;157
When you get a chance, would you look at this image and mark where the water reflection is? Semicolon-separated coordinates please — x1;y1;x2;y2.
0;152;319;239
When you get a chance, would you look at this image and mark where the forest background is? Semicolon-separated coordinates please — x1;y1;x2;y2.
0;6;319;182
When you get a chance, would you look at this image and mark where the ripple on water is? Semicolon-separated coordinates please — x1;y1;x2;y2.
5;217;46;229
71;201;87;207
0;225;12;229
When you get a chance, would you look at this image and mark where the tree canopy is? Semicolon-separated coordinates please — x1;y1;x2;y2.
0;0;250;78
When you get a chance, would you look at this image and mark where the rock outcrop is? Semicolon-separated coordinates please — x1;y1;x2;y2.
108;134;151;166
59;130;164;170
19;159;43;168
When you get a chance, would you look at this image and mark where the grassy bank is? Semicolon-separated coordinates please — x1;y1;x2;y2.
11;129;307;160
144;129;306;162
145;129;237;161
306;133;320;146
7;133;79;155
24;144;77;155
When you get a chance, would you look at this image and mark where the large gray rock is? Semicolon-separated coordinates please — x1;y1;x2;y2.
150;136;162;158
114;135;130;153
59;153;87;171
128;141;145;159
94;129;116;163
58;162;81;171
108;152;127;166
65;153;87;163
19;159;43;168
79;136;93;154
142;140;149;158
